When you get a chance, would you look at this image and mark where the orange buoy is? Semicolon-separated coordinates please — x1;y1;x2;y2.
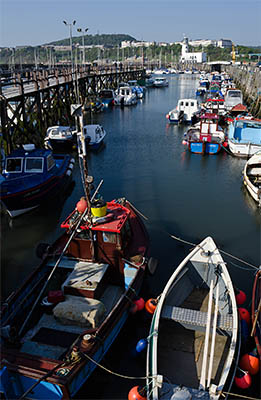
239;351;260;375
133;298;145;311
76;197;87;214
235;289;246;305
128;386;147;400
234;369;252;389
238;308;250;325
145;298;157;314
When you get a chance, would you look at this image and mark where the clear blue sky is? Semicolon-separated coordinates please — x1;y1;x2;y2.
0;0;260;47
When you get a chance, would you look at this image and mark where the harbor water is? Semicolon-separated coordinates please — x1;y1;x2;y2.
1;74;260;399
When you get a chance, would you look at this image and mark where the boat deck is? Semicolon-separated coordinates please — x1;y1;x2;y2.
158;288;230;389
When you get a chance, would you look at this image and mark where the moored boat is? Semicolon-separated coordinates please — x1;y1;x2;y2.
153;77;169;88
0;144;75;218
183;113;226;155
77;124;106;150
97;89;115;107
0;112;156;399
166;98;200;124
146;236;240;400
114;86;137;106
44;126;77;151
243;150;261;206
227;118;261;157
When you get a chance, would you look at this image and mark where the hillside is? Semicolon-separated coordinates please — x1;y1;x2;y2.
46;34;137;47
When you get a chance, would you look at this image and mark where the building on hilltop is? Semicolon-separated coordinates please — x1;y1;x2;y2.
217;39;232;49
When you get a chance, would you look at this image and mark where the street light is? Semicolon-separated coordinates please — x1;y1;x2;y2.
77;27;88;65
63;20;76;70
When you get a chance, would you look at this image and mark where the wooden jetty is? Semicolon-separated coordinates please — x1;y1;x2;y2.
0;65;144;152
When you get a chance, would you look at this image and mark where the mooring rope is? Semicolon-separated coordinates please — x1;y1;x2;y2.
128;201;259;271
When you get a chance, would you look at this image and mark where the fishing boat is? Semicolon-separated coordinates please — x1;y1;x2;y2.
44;126;77;151
77;124;106;150
243;150;261;206
146;236;240;400
0;144;75;218
97;89;115;107
114;86;137;106
183;113;226;155
227;118;261;157
0;109;156;399
251;267;261;358
166;98;200;124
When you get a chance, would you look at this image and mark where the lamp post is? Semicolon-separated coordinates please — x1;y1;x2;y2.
77;27;88;65
63;20;76;71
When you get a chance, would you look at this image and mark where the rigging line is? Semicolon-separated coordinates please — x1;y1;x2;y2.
80;351;152;380
221;391;260;400
128;201;258;271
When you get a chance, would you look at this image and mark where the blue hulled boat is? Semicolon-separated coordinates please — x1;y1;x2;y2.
0;144;75;217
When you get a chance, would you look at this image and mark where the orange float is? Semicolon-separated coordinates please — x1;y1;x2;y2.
239;351;260;375
234;369;252;389
76;197;87;213
128;386;147;400
145;298;157;314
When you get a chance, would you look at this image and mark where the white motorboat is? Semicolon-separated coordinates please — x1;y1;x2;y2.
146;236;240;400
114;86;137;106
227;118;261;157
166;98;200;124
224;89;243;111
153;78;169;88
77;124;106;150
44;126;77;150
243;150;261;206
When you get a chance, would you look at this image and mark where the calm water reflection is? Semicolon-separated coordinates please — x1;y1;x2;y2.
1;74;260;398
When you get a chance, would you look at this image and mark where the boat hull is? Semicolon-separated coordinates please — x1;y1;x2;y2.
0;156;74;217
188;142;222;155
228;140;261;158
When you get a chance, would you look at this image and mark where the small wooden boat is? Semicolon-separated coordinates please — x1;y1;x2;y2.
0;144;75;217
146;236;240;400
251;267;261;359
243;150;261;207
0;112;156;399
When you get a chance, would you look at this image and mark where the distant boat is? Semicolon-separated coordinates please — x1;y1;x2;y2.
77;124;106;151
166;98;200;124
44;126;77;151
146;236;240;400
97;89;115;107
114;86;137;106
243;150;261;206
153;77;169;88
227;117;261;157
224;89;243;111
183;113;226;155
0;144;74;217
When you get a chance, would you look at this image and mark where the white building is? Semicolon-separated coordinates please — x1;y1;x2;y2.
121;40;154;48
180;37;207;63
189;39;217;47
217;39;232;49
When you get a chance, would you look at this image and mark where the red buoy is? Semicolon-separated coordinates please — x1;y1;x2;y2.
133;298;145;311
239;351;260;375
235;289;246;305
76;197;87;214
234;369;252;389
130;303;138;314
238;308;250;325
145;298;158;314
128;386;147;400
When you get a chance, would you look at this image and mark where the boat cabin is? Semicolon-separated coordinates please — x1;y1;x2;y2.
199;113;220;141
224;89;243;110
46;126;76;141
177;99;199;116
61;200;141;286
2;145;56;177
